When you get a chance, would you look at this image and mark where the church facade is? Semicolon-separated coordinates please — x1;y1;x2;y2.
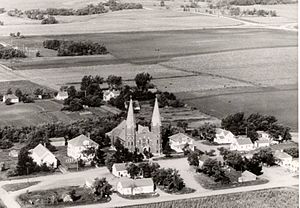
106;97;162;155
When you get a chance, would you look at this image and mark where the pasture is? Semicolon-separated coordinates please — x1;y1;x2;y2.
0;100;112;127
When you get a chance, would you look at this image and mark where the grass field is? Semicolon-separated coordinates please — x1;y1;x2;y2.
0;80;54;95
0;100;113;127
2;181;40;192
119;187;299;208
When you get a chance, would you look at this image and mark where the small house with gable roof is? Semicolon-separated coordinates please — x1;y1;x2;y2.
112;163;130;178
230;136;254;151
169;133;195;153
214;128;235;144
67;134;99;161
117;178;154;195
29;144;58;168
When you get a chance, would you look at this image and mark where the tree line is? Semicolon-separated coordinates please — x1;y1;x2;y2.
43;39;108;56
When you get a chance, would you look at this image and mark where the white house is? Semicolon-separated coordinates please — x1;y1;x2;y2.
49;137;65;147
55;91;68;101
168;133;195;153
230;136;254;151
112;163;130;177
274;150;293;168
117;178;154;195
214;128;235;144
67;134;99;161
238;170;257;183
29;144;58;168
257;131;279;145
3;94;19;103
254;139;270;148
103;89;120;102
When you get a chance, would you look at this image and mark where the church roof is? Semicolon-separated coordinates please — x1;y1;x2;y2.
106;120;127;141
151;97;161;127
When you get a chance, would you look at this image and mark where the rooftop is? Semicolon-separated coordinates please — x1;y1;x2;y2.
30;144;55;160
113;163;127;172
118;178;154;188
169;133;193;143
68;134;98;147
236;137;253;145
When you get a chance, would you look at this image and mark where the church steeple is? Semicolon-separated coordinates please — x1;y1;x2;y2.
126;96;135;129
151;96;161;127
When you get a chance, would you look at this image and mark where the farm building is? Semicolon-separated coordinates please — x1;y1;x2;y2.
254;139;270;148
29;144;58;168
112;163;130;177
67;134;99;161
103;89;120;102
230;136;254;151
238;170;257;182
117;178;154;195
55;91;68;100
2;94;19;103
49;137;65;147
214;128;235;144
169;133;195;153
274;150;293;168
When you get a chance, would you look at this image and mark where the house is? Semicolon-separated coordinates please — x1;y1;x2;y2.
254;139;270;148
112;163;130;177
289;159;299;173
55;91;68;101
67;134;99;161
49;137;65;147
29;144;58;168
199;154;210;168
230;136;254;151
117;178;154;195
214;128;235;144
168;133;195;153
8;149;19;158
257;131;279;145
238;170;257;182
103;89;120;102
274;150;293;167
2;94;19;103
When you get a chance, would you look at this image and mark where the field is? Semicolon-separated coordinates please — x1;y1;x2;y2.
119;187;299;208
0;80;54;95
0;100;114;127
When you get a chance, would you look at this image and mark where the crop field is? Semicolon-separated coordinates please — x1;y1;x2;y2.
120;187;299;208
0;80;54;95
0;9;239;36
161;47;298;87
180;88;298;131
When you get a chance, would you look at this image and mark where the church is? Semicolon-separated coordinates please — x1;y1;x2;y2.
106;97;162;155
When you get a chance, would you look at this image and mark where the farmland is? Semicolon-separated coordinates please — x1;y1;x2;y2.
120;188;299;208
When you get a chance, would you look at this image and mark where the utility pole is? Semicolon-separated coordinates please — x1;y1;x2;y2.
155;48;160;64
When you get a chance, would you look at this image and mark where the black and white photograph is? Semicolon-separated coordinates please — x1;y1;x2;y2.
0;0;298;207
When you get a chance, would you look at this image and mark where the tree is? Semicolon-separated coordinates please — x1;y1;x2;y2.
138;162;160;178
224;151;244;171
6;88;12;95
16;148;39;175
105;153;117;172
221;112;246;136
4;98;12;105
202;158;221;176
93;147;106;166
15;88;23;100
187;151;199;167
107;75;122;89
34;88;44;97
68;98;83;111
196;123;216;142
244;157;263;175
93;177;112;199
252;148;276;166
41;16;58;24
284;147;298;158
134;72;152;91
126;163;140;179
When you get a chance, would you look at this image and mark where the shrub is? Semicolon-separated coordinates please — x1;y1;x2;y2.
41;16;58;24
0;47;26;59
43;39;61;50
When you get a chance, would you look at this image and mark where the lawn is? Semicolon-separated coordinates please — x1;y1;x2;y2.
2;181;40;192
119;187;299;208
